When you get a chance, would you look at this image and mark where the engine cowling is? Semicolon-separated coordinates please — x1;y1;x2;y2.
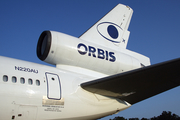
37;31;141;75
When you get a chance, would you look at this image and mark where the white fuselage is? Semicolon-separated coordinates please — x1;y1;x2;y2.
0;4;153;120
0;56;131;120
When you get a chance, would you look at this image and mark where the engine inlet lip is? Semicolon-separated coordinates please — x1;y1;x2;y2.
37;31;51;61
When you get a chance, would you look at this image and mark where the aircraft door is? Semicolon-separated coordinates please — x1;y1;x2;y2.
45;72;61;100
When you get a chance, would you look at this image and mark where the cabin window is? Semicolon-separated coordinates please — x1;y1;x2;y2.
3;75;8;82
20;77;25;84
12;76;17;83
36;80;40;86
28;78;33;85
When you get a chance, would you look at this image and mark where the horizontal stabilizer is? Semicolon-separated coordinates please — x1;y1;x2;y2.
81;58;180;104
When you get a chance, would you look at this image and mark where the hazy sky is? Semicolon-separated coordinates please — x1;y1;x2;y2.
0;0;180;119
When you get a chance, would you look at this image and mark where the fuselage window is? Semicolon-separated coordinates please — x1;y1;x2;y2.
36;80;40;86
28;78;33;85
3;75;8;82
20;77;25;84
12;76;17;83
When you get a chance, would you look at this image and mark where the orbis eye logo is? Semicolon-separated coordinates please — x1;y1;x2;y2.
97;22;122;43
77;43;116;62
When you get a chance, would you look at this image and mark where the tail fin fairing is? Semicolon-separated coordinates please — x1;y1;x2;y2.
79;4;133;49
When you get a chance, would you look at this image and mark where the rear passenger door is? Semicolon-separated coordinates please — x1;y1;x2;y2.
45;72;61;100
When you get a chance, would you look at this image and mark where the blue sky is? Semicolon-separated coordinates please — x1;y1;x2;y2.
0;0;180;119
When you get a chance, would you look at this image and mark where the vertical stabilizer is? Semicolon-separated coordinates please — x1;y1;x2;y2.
79;4;133;49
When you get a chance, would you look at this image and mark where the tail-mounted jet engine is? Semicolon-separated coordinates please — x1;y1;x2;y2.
37;31;142;75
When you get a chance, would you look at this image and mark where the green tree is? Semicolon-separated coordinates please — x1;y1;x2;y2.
112;116;127;120
141;118;148;120
110;111;180;120
154;111;180;120
129;118;139;120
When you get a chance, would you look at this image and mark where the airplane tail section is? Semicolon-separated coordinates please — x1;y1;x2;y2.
79;4;133;49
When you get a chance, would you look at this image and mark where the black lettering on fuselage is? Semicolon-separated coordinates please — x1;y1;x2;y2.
77;43;116;62
15;66;38;74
